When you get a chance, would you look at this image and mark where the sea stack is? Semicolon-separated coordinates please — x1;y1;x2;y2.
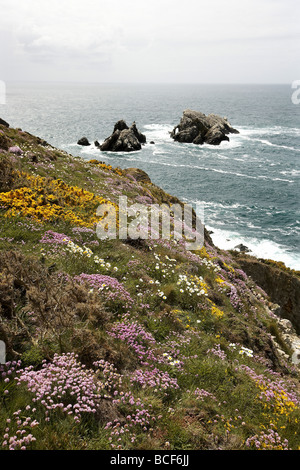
77;137;91;146
170;109;239;146
100;120;146;152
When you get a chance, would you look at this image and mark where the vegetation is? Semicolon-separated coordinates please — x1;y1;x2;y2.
1;124;300;450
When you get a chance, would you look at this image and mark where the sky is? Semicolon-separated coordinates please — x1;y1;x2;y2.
0;0;299;84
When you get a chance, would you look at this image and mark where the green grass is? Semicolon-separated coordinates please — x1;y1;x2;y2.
1;124;300;450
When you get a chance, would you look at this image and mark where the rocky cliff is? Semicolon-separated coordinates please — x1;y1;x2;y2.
1;119;300;451
236;255;300;333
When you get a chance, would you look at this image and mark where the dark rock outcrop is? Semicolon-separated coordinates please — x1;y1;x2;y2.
170;110;239;146
234;244;251;253
113;120;129;132
0;118;9;128
77;137;91;146
237;256;300;334
100;121;146;153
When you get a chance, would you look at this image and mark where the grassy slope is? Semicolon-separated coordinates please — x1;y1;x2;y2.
0;124;300;451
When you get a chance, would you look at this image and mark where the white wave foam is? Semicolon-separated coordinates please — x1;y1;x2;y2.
146;160;294;183
238;126;300;137
280;169;300;177
207;226;300;270
238;132;300;152
256;139;300;152
143;124;172;142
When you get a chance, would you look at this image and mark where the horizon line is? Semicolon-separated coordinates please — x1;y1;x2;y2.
3;80;293;86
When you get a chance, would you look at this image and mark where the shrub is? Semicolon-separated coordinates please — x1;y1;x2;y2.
0;156;16;192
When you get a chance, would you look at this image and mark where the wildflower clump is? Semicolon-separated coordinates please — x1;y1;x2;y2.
88;160;123;177
0;172;118;227
74;273;134;311
130;368;179;393
246;428;290;450
2;409;39;451
16;353;102;423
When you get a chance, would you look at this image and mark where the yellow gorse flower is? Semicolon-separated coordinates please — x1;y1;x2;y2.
0;172;118;227
88;160;123;177
211;305;224;318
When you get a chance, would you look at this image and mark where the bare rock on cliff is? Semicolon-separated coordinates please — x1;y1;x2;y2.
0;118;9;128
100;121;146;152
237;255;300;334
170;110;239;146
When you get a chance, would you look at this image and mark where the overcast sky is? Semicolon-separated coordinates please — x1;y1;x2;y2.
0;0;299;83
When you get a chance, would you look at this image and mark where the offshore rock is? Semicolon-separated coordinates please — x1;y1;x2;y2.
100;121;146;153
77;137;91;146
170;109;239;146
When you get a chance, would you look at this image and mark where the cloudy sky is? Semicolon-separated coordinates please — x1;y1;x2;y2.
0;0;299;83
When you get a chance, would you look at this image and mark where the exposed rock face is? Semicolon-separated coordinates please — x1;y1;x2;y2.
100;121;146;152
234;243;251;253
0;118;9;128
238;256;300;334
77;137;91;146
170;109;239;146
276;318;300;365
113;120;129;133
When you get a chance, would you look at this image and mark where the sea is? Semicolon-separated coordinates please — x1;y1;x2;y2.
1;83;299;270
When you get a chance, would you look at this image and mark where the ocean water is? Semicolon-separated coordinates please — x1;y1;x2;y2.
2;83;300;269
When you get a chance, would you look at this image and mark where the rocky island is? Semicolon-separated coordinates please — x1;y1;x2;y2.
170;109;239;146
100;120;146;152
